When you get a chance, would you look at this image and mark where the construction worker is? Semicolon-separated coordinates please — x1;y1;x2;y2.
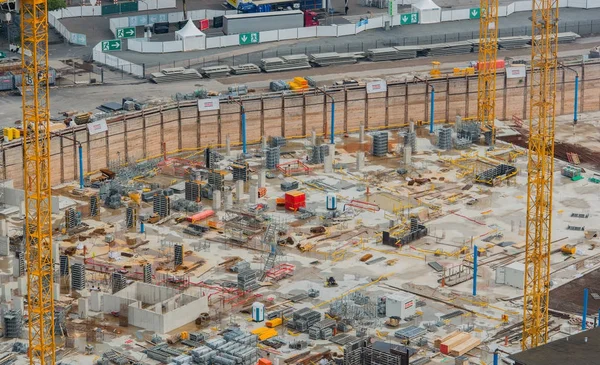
344;0;349;15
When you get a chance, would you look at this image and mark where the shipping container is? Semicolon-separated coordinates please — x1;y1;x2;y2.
223;10;304;35
11;68;57;88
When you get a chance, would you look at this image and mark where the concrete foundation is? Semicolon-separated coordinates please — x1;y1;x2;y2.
356;151;365;170
90;290;103;312
212;190;222;211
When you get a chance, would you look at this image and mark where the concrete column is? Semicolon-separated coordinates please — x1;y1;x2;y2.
0;219;7;236
20;201;25;216
356;151;365;171
225;135;231;156
359;123;365;143
404;146;412;165
78;297;89;319
0;236;8;257
262;136;268;150
324;155;333;173
12;257;20;278
224;190;233;209
236;180;244;203
54;283;60;301
13;296;24;313
17;277;26;296
53;242;59;265
455;115;462;129
258;170;266;188
249;184;258;205
90;290;102;312
2;284;11;303
409;120;415;133
212;190;222;211
311;129;317;145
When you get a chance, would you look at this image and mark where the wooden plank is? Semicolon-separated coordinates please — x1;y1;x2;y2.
440;332;470;354
449;337;481;357
434;330;459;348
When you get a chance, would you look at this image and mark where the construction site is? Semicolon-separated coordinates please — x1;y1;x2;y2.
2;0;600;364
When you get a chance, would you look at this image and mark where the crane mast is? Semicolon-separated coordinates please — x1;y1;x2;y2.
21;0;56;362
477;0;499;145
522;0;559;350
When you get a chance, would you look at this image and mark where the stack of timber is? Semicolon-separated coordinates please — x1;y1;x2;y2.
150;67;202;84
260;55;311;72
309;52;357;66
438;331;481;356
231;63;261;75
200;65;231;78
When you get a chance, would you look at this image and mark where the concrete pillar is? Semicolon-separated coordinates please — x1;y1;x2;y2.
13;296;24;313
20;201;25;216
90;290;102;312
54;283;60;301
78;297;89;319
0;236;8;257
409;120;415;133
53;242;59;265
17;277;26;296
359;123;365;143
258;170;266;188
225;135;231;156
311;129;317;145
262;136;268;150
324;155;333;173
0;303;9;319
0;219;7;236
356;151;365;171
249;184;258;205
404;146;412;165
329;144;335;158
212;190;222;211
2;284;11;303
236;180;244;203
224;191;233;209
12;256;20;278
455;115;462;129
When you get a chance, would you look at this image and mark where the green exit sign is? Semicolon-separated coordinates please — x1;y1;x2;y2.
239;32;259;45
117;27;136;39
101;39;122;51
470;8;480;19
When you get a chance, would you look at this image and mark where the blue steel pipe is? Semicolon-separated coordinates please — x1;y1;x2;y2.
78;145;84;189
429;87;435;134
473;245;478;296
493;350;499;365
574;75;579;124
583;288;589;330
241;107;247;154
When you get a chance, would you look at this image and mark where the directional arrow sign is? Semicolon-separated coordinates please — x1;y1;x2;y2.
400;12;418;25
101;39;122;52
239;32;259;45
117;27;135;39
469;7;480;19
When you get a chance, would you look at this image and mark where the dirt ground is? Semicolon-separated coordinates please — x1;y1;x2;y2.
550;267;600;316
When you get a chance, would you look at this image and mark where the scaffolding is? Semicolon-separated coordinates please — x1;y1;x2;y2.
371;132;389;157
71;263;86;291
276;160;311;177
436;125;453;150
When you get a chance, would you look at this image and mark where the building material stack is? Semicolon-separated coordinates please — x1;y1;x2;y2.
174;243;184;267
310;144;329;164
371;132;389;157
59;255;69;277
191;330;258;365
3;310;22;338
14;251;25;277
71;263;86;290
150;67;203;83
437;125;453;150
309;52;357;66
308;318;336;340
231;64;261;75
199;65;231;78
143;263;152;284
260;56;310;72
185;181;202;202
125;207;136;229
238;270;259;291
153;193;171;218
232;162;249;182
288;307;322;332
111;272;127;293
284;191;306;211
437;331;481;356
265;147;280;169
90;194;99;216
269;136;286;148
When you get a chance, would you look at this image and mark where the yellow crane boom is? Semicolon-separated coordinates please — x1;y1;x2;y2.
522;0;559;350
21;0;56;362
477;0;499;145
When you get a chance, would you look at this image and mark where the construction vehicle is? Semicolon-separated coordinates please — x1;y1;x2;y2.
147;213;161;224
560;244;576;255
430;61;442;78
325;276;338;287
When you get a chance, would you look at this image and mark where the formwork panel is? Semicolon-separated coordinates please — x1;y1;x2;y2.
127;118;144;160
305;95;324;134
465;78;478;118
367;93;386;129
220;103;241;146
108;122;125;163
180;107;198;149
263;98;283;138
88;131;107;173
448;79;468;118
346;89;366;130
505;78;524;118
284;96;304;138
387;84;406;127
162;110;179;154
49;137;62;185
199;112;219;146
407;84;426;123
245;111;262;145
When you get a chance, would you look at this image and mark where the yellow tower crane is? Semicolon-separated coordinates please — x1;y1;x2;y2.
477;0;499;145
21;0;56;362
522;0;559;350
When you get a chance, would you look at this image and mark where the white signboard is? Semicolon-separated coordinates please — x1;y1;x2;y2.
198;97;221;111
506;66;526;79
366;80;388;94
87;119;108;135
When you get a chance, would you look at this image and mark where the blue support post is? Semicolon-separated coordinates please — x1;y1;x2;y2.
583;288;589;330
330;101;335;145
429;87;435;134
78;145;84;189
473;245;478;296
140;222;145;234
241;108;247;154
493;350;499;365
574;75;579;124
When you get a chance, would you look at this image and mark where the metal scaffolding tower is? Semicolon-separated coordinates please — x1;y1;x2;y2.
477;0;499;145
522;0;559;350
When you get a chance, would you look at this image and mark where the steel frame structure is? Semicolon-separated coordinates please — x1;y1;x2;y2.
21;0;56;363
522;0;559;350
477;0;499;145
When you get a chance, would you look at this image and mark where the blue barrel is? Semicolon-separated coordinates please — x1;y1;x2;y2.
326;193;337;210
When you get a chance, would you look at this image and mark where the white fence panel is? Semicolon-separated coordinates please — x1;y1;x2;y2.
63;6;82;17
451;9;469;20
587;0;600;7
81;6;96;16
441;10;452;21
260;30;278;42
557;0;568;7
366;16;383;29
128;39;143;52
163;41;183;52
109;19;117;36
336;24;355;36
188;10;206;20
506;2;515;14
157;0;176;9
567;0;587;6
221;35;239;47
498;5;507;16
49;10;62;19
206;10;227;18
206;37;221;48
168;12;184;23
131;64;144;77
514;1;531;11
48;14;56;27
297;27;317;38
278;28;298;40
144;42;164;53
316;26;337;37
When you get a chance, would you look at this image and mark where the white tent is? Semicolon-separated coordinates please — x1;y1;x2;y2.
175;19;206;51
411;0;441;24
